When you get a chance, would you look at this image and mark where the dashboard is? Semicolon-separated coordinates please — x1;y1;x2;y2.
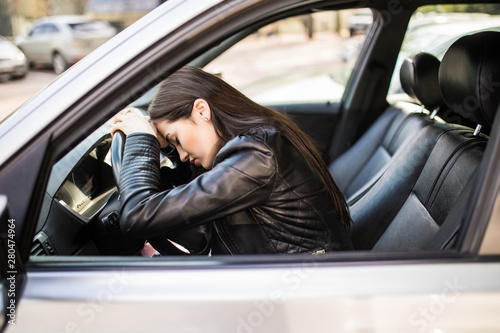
31;126;122;256
55;146;115;219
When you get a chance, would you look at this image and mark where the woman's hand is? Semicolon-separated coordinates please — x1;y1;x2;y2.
111;108;157;137
111;108;168;148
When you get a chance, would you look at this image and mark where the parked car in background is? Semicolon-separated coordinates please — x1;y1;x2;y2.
15;16;116;74
0;36;28;79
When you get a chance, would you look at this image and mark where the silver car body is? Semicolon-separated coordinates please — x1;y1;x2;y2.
8;260;500;332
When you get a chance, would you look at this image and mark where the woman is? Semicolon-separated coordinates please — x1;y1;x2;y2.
112;66;352;255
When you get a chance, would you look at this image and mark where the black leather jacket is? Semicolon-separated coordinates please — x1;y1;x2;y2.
119;129;352;254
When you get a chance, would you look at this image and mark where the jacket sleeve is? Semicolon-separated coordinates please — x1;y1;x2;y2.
119;133;277;238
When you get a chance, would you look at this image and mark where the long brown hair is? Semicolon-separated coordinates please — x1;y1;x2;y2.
148;66;351;232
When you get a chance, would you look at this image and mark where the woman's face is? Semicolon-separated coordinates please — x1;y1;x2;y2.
155;99;223;169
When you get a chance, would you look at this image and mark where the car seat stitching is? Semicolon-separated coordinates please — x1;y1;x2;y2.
424;136;484;207
387;112;426;153
427;140;487;211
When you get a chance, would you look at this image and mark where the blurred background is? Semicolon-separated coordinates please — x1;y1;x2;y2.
0;0;168;120
0;0;371;121
1;1;500;122
0;0;165;36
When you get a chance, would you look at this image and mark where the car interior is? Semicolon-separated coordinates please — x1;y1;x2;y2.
28;3;500;258
349;32;497;250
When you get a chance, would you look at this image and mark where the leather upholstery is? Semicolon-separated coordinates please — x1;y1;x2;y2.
119;130;352;255
400;52;444;110
350;124;486;250
330;106;433;202
439;31;500;130
351;32;500;251
330;52;440;201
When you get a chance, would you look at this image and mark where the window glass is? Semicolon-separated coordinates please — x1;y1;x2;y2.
29;25;44;36
204;9;372;105
44;24;60;33
388;4;500;96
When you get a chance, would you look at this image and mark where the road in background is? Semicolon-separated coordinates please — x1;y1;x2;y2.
0;69;57;122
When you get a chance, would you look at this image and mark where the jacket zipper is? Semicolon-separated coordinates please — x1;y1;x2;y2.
213;222;235;255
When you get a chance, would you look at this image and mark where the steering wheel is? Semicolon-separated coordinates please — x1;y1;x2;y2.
110;131;211;255
111;131;126;190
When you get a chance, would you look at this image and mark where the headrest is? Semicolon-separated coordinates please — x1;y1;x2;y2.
400;52;444;110
439;31;500;128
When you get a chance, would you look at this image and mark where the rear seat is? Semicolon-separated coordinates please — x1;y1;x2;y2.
349;31;500;251
330;52;443;204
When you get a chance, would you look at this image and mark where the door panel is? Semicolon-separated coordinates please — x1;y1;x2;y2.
12;259;500;332
0;134;51;258
269;102;341;152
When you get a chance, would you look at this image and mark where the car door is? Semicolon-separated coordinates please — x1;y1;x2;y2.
1;1;500;332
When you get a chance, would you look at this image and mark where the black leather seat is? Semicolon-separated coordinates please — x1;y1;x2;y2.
350;31;500;251
330;52;443;204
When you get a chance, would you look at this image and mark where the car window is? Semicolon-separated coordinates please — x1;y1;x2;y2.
69;21;112;32
44;23;60;33
204;9;372;105
388;4;500;95
28;25;44;36
24;4;500;259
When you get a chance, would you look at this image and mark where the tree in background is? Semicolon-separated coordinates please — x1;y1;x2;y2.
0;0;13;36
